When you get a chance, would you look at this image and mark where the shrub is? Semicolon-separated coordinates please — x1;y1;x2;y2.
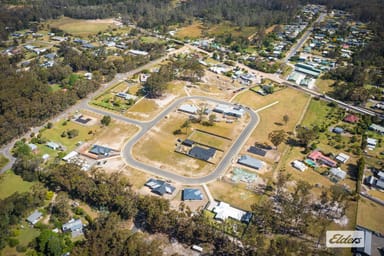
8;238;19;247
16;245;27;252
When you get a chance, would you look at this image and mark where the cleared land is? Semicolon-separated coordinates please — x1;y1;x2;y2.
0;171;35;199
235;88;309;144
208;181;263;211
315;78;335;93
49;17;117;37
188;130;231;150
175;22;204;39
357;198;384;234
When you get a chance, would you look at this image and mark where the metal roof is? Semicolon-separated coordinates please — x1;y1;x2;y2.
182;188;203;201
237;155;264;170
189;146;216;161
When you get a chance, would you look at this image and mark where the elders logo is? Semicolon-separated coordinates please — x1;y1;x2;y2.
326;231;365;248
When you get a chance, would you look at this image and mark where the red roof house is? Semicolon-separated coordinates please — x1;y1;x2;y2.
308;150;337;168
343;114;359;123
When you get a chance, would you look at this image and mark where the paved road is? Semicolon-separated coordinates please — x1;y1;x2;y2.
0;46;191;174
283;12;326;63
100;95;259;185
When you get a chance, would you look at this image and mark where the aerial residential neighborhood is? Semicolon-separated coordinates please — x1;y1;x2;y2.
0;0;383;255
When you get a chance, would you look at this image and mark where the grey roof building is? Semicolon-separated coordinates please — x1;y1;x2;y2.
145;178;176;196
26;210;43;225
189;146;216;161
62;219;83;237
182;188;203;201
237;155;264;170
89;145;112;156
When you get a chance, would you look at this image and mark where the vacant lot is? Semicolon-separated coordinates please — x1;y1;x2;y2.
49;17;117;37
188;130;231;151
357;198;384;234
235;88;309;144
175;22;204;39
315;78;335;93
0;171;35;199
208;181;263;211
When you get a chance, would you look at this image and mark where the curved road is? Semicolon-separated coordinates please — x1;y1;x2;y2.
85;96;258;185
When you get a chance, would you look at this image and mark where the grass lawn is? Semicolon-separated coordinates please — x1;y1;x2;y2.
235;88;309;143
49;17;116;37
367;189;384;202
315;78;335;94
40;119;100;153
301;98;331;127
0;154;9;170
208;181;263;211
175;22;204;40
188;130;231;150
206;22;257;39
49;83;62;92
356;197;384;234
0;171;35;199
1;226;40;256
123;166;150;190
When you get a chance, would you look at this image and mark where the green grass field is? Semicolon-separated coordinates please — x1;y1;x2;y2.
40;119;100;153
188;130;231;150
0;171;35;199
0;154;9;170
301;99;331;127
49;17;116;37
208;181;262;211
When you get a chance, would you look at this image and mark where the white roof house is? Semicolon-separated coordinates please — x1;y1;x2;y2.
62;151;78;162
292;160;307;172
62;219;83;237
367;138;377;148
329;167;347;180
212;201;251;223
178;104;198;114
129;49;149;56
335;153;350;163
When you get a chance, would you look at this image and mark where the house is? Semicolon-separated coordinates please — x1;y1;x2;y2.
307;150;337;167
62;219;83;237
355;228;372;256
367;138;377;149
116;92;137;101
145;178;176;196
377;171;384;180
62;151;78;162
329;167;347;180
247;146;267;157
292;160;307;172
369;124;384;134
335;153;350;163
26;210;43;225
213;104;244;118
189;146;216;161
237;155;264;170
178;104;198;114
365;176;376;186
129;49;149;56
182;188;203;201
46;141;60;150
89;145;113;157
139;73;150;83
343;114;359;123
332;127;344;134
376;179;384;190
212;201;252;223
